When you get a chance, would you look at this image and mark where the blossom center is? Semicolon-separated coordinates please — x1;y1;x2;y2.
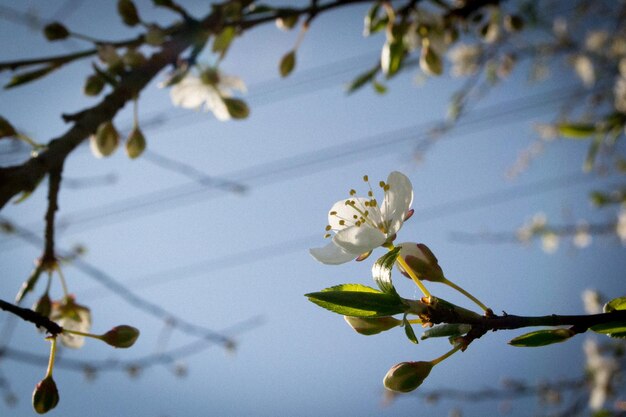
324;175;392;238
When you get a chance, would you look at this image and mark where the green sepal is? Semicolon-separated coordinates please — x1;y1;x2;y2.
381;39;404;77
213;26;236;58
346;66;378;94
557;123;596;139
402;314;418;344
305;284;406;317
372;247;400;296
508;328;574;347
421;323;472;340
5;65;59;89
15;264;45;304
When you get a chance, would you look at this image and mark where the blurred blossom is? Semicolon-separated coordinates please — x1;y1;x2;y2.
552;17;568;39
584;338;619;410
617;207;626;244
541;232;559;254
581;289;602;314
573;55;595;87
585;30;609;53
573;223;592;248
447;44;481;77
615;77;626;113
534;123;559;141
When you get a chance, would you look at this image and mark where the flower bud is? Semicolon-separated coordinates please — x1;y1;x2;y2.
32;376;59;414
90;121;119;158
83;74;105;96
0;116;17;138
125;126;146;159
223;98;250;120
383;361;433;393
344;316;401;335
101;325;140;348
145;25;166;46
276;15;298;31
397;242;445;282
33;294;52;318
117;0;140;27
43;22;69;41
122;48;146;68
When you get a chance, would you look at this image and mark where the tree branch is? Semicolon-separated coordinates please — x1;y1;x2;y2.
0;299;61;336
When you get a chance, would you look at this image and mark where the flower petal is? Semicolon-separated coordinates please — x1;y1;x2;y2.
328;198;379;231
170;76;205;110
334;225;386;254
310;240;357;265
381;171;413;235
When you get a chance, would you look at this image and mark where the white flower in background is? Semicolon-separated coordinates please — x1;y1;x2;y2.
584;338;619;410
616;207;626;244
573;223;592;248
585;30;609;53
310;171;413;265
541;231;559;254
581;289;602;314
614;77;626;113
170;67;246;121
552;17;568;40
50;296;92;349
573;55;595;87
619;58;626;78
447;44;482;77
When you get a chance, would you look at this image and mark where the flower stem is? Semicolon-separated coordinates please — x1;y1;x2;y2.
442;278;489;312
394;253;432;298
55;265;69;298
45;337;57;378
62;328;102;341
431;343;462;366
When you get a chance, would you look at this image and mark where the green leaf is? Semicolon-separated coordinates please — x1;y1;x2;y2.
279;50;296;78
603;296;626;312
583;134;602;172
305;284;406;317
213;26;236;57
591;322;626;339
508;328;574;347
557;123;596;139
5;65;59;89
372;247;400;295
402;315;418;344
346;66;378;94
421;323;472;340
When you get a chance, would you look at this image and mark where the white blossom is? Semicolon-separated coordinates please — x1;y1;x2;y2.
310;172;413;265
169;68;246;121
541;231;559;254
447;44;482;77
584;338;619;410
581;289;602;315
573;55;595;87
616;206;626;244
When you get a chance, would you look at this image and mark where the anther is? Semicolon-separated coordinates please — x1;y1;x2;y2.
339;220;345;225
325;225;332;231
363;175;369;182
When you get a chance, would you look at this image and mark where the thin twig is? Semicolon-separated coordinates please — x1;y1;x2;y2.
0;299;61;335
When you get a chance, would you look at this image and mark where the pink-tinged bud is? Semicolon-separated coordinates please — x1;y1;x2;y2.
383;361;433;393
32;376;59;414
101;325;140;348
344;316;401;335
397;242;445;283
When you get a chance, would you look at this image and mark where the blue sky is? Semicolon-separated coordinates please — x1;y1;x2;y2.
0;1;625;416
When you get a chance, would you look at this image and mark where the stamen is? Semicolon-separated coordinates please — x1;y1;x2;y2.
339;220;345;226
383;184;390;191
330;211;337;215
325;225;332;231
349;189;356;196
324;233;331;238
363;175;369;182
